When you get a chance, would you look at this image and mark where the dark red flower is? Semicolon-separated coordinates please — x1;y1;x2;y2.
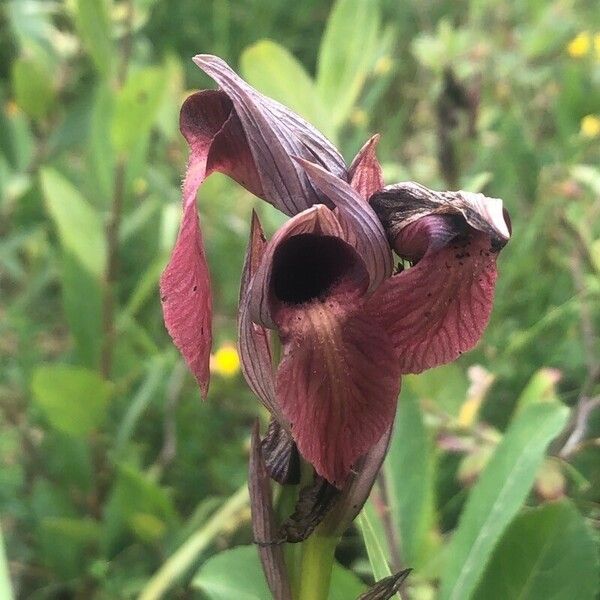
161;55;510;486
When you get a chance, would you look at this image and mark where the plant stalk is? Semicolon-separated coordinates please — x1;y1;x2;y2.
297;532;338;600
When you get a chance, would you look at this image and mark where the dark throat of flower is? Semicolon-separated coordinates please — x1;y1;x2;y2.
271;234;367;306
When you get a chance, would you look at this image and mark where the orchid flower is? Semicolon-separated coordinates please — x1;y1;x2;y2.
161;54;510;488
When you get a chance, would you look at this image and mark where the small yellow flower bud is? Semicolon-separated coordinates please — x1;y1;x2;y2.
580;114;600;138
210;343;240;377
567;32;591;58
132;177;148;196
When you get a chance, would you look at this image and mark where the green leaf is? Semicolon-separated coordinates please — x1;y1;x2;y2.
0;525;14;600
192;546;271;600
439;402;569;600
74;0;114;78
241;40;335;141
192;545;364;600
474;500;599;600
111;67;166;154
513;368;561;415
40;168;107;278
62;251;103;368
384;396;435;567
357;503;396;588
11;56;56;120
317;0;380;127
31;364;113;437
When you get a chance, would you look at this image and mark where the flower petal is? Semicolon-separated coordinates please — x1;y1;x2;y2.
161;89;261;396
249;422;293;600
238;210;280;416
160;168;212;397
193;54;347;215
249;205;345;328
368;214;502;373
320;425;393;536
370;182;510;249
348;134;384;200
295;158;393;292
275;300;401;486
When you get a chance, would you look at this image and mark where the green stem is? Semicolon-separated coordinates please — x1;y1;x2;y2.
297;533;338;600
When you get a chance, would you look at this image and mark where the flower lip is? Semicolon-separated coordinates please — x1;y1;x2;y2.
271;233;368;306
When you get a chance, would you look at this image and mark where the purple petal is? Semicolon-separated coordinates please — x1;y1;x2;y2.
249;422;293;600
238;211;280;416
295;158;393;292
321;425;394;535
274;298;400;487
193;54;347;215
348;134;384;200
367;215;501;373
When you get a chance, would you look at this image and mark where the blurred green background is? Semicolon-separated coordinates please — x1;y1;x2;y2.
1;0;599;598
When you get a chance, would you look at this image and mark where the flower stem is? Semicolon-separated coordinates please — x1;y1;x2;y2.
297;532;338;600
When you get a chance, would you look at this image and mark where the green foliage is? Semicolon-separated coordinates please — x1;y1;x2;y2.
474;500;599;600
439;403;569;600
74;0;114;78
193;545;365;600
31;364;113;436
1;0;600;597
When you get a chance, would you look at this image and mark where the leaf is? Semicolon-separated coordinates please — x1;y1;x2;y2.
74;0;114;78
0;525;14;600
11;56;56;120
192;545;365;600
439;402;569;600
357;503;396;585
513;368;561;415
317;0;380;127
474;500;599;600
241;40;335;140
384;395;435;567
111;67;166;154
31;364;113;437
40;168;107;278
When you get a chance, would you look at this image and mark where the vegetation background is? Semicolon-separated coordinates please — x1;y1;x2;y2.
1;0;599;598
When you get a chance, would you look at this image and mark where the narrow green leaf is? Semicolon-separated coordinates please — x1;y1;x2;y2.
62;251;103;367
31;364;113;437
40;168;107;278
357;503;393;581
11;56;56;120
474;500;599;600
317;0;380;127
74;0;114;77
111;67;166;154
358;503;402;599
439;402;569;600
384;395;435;567
0;525;14;600
241;40;335;141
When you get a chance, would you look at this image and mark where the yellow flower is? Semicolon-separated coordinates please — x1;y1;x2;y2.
373;56;393;76
595;33;600;59
580;114;600;138
210;343;240;377
567;32;591;58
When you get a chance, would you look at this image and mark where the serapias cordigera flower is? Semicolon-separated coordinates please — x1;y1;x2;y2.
160;54;511;487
